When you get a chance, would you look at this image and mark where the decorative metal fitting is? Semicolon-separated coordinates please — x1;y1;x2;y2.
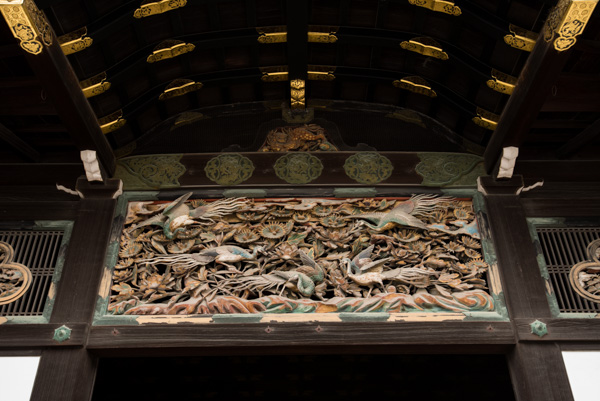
53;325;72;343
530;320;548;337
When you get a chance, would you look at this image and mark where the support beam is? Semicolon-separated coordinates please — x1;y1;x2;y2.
556;118;600;158
483;18;571;174
2;2;116;175
0;122;41;162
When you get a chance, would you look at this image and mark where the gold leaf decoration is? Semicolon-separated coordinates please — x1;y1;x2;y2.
290;79;306;110
0;0;52;55
504;24;538;52
400;37;449;60
393;76;437;97
80;72;111;98
158;79;203;101
472;107;500;130
58;27;93;55
147;40;195;63
486;69;518;95
133;0;187;18
99;110;126;134
408;0;461;16
544;0;598;52
256;27;287;43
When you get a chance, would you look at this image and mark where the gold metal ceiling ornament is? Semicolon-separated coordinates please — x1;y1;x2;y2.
261;66;288;82
159;79;203;101
504;24;538;52
472;108;500;130
400;37;449;60
307;65;335;81
0;0;52;55
147;40;195;63
393;76;437;97
99;110;126;135
134;0;186;18
80;72;111;98
58;27;93;55
307;26;338;43
257;27;287;43
486;69;518;95
290;79;306;110
543;0;598;52
408;0;461;16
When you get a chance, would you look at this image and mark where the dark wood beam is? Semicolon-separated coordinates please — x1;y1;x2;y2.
286;0;308;81
0;122;41;161
22;26;115;175
556;118;600;158
542;74;600;112
483;23;571;173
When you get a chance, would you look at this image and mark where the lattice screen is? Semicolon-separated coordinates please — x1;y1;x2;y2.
0;230;64;316
536;227;600;314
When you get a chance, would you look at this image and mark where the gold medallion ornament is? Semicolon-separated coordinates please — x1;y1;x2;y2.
274;153;324;184
205;154;255;186
344;152;393;184
544;0;598;52
0;0;53;55
570;239;600;303
0;241;32;306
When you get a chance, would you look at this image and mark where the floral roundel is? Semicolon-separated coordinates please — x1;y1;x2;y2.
274;153;323;184
0;242;32;306
344;152;393;184
205;153;255;185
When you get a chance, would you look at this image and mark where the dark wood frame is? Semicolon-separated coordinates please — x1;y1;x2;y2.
2;176;600;401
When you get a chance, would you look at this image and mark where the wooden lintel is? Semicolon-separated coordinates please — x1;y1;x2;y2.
556;118;600;158
21;27;115;175
483;23;571;173
0;122;41;161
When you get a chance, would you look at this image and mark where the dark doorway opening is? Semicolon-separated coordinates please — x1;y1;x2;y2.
92;354;515;401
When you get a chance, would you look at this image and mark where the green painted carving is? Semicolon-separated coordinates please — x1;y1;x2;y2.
53;325;71;343
416;153;485;187
274;153;323;184
205;153;255;185
115;154;185;190
344;152;393;184
530;320;548;337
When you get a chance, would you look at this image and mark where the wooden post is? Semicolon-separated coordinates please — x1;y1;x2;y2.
29;178;121;401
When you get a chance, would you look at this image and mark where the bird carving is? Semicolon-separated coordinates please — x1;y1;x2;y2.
345;194;453;232
131;193;248;239
342;246;393;297
271;249;324;297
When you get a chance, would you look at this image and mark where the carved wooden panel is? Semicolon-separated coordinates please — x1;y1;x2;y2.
108;195;495;316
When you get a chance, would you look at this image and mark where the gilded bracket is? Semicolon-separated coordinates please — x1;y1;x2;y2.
133;0;186;18
393;76;437;97
486;69;518;95
307;65;335;81
472;107;499;130
99;110;126;135
544;0;598;52
147;40;195;63
260;66;288;82
307;31;337;43
58;27;93;55
0;0;52;55
159;79;203;101
400;37;449;60
504;24;538;52
262;66;335;82
290;79;306;110
408;0;461;16
80;72;111;98
257;27;287;43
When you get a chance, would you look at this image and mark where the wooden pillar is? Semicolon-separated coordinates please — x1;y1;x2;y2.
29;178;121;401
480;176;574;401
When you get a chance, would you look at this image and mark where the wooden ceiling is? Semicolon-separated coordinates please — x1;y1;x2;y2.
0;0;599;181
